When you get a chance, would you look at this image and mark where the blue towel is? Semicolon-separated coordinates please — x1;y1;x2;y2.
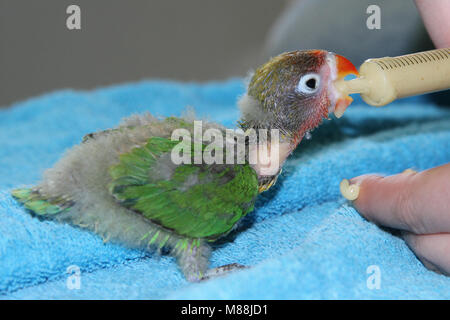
1;79;450;299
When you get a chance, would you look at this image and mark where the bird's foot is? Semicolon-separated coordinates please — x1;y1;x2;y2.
200;263;249;281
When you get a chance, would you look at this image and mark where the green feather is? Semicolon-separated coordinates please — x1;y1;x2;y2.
108;136;258;241
12;188;72;216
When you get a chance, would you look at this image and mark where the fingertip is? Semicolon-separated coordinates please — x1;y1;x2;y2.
349;173;385;186
348;174;386;220
339;174;383;201
342;170;427;232
339;179;360;201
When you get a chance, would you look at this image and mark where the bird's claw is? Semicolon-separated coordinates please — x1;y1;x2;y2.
200;263;249;281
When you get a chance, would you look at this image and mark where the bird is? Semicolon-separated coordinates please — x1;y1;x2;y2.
12;50;358;282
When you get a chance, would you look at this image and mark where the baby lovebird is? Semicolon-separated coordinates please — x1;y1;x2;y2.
12;50;357;281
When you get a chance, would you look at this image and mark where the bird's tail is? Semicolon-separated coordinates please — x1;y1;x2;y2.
11;187;73;216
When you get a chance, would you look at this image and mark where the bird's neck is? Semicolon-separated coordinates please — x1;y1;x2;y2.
237;93;307;177
247;139;293;178
238;119;300;178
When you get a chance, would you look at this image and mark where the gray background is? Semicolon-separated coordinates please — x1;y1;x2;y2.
0;0;435;108
0;0;288;107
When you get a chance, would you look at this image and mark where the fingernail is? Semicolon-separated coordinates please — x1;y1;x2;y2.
339;178;360;201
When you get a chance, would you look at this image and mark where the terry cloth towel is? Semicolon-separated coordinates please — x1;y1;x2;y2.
0;79;450;299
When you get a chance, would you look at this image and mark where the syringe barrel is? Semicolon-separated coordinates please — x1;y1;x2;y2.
359;48;450;106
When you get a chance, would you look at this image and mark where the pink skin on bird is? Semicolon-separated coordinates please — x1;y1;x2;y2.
251;52;358;177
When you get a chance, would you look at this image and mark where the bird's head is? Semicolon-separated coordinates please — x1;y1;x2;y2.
239;50;358;145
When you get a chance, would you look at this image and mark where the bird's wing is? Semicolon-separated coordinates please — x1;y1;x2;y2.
108;136;259;240
11;188;74;216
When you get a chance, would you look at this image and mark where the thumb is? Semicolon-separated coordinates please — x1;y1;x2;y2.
340;164;450;234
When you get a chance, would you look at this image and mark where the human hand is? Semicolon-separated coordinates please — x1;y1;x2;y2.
339;1;450;275
415;0;450;49
341;164;450;275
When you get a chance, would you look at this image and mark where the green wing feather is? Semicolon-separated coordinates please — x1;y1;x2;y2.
11;188;73;216
108;136;259;240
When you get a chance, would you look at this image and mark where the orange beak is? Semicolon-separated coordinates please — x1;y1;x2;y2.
333;54;359;118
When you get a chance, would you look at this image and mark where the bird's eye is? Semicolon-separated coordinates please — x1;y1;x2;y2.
297;73;321;94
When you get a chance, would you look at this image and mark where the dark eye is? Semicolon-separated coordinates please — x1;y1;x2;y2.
306;78;316;89
297;73;320;94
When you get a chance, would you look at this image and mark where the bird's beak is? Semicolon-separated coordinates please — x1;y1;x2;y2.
332;54;359;118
